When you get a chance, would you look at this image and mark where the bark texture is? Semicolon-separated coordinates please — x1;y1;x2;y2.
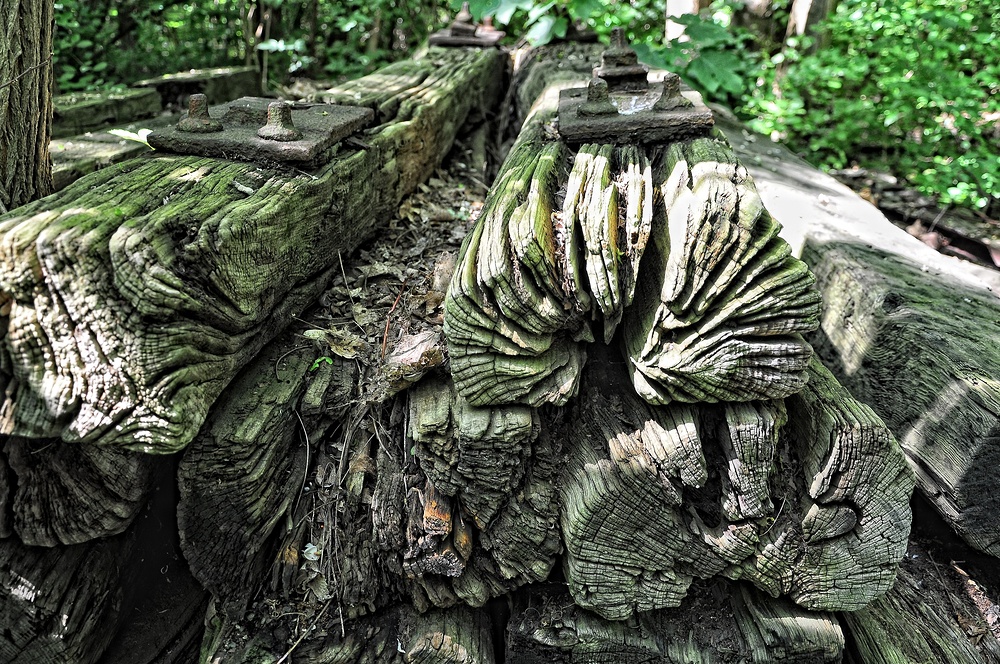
0;0;53;212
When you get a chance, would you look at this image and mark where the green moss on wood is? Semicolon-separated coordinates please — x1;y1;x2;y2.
0;47;504;470
52;88;161;139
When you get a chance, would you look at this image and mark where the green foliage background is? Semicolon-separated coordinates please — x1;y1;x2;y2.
53;0;443;90
51;0;998;215
743;0;999;215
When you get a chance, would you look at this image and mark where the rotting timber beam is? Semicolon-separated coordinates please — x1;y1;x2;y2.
0;45;503;542
0;46;502;458
841;547;1000;664
483;40;1000;664
173;50;505;663
164;38;915;664
808;242;1000;557
559;351;912;620
714;113;1000;562
171;38;994;664
506;581;845;663
438;32;912;628
0;46;505;664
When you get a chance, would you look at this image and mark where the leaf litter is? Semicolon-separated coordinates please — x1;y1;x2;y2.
222;136;491;659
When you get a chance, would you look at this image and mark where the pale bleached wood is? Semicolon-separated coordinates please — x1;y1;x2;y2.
445;115;588;408
623;138;820;405
559;350;913;619
446;123;820;411
806;241;1000;558
505;582;843;663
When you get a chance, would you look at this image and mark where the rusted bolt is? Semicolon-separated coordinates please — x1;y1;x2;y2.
594;27;649;92
257;101;303;142
177;94;223;133
450;2;477;37
481;16;499;34
653;72;693;111
578;78;617;117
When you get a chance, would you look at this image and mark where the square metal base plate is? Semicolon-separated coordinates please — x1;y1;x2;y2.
557;87;714;145
147;97;374;168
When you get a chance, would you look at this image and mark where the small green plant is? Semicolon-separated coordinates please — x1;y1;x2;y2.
634;10;758;105
460;0;664;47
51;0;441;91
309;356;334;372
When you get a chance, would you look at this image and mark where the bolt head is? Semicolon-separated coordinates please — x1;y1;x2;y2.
257;101;303;142
177;93;223;133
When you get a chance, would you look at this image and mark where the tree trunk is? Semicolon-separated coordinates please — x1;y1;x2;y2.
0;0;53;213
774;0;838;85
785;0;838;42
732;0;786;49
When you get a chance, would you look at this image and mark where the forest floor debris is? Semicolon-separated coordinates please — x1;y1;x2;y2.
221;136;490;658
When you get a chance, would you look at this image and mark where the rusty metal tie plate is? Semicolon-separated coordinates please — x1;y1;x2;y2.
428;2;504;47
557;28;714;145
147;96;374;168
557;84;715;145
